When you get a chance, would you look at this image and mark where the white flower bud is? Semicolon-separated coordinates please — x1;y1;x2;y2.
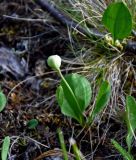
47;55;61;71
69;137;76;145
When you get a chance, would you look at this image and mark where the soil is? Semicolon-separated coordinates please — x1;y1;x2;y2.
0;1;136;160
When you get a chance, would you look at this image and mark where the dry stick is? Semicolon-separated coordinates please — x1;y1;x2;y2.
34;0;136;54
2;0;135;53
33;0;105;38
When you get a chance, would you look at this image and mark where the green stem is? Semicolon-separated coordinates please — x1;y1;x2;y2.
111;139;134;160
57;69;84;126
58;128;69;160
70;138;82;160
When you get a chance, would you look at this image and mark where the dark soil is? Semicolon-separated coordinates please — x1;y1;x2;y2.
0;1;136;160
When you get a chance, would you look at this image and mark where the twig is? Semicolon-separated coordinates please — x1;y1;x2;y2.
3;0;136;53
34;0;136;54
33;0;105;38
3;15;47;23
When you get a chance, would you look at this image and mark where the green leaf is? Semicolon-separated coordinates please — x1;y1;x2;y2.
88;81;111;124
126;96;136;152
0;91;7;112
56;73;92;125
27;119;38;129
57;85;83;123
102;2;132;41
1;136;10;160
111;139;134;160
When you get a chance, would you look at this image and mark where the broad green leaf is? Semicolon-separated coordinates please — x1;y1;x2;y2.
27;119;38;129
102;2;132;41
0;91;7;112
88;81;111;124
1;136;10;160
56;85;84;124
126;96;136;152
56;81;83;124
111;139;134;160
56;73;92;125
